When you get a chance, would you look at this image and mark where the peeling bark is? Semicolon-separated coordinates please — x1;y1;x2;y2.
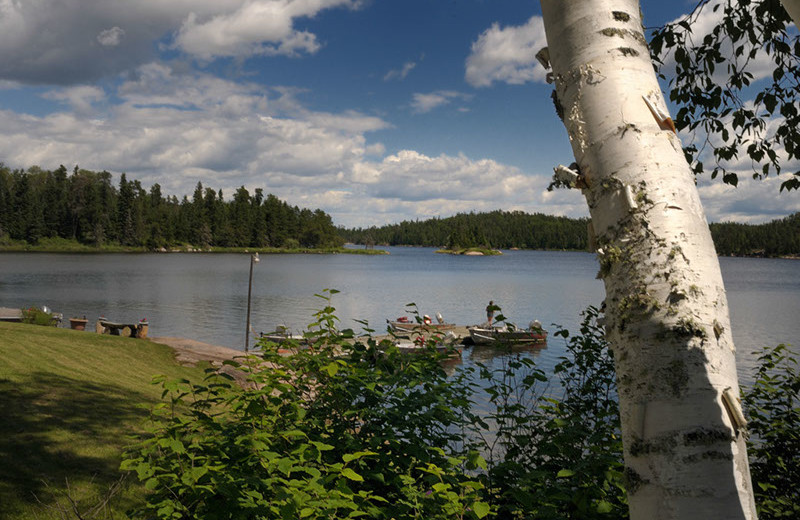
539;1;757;518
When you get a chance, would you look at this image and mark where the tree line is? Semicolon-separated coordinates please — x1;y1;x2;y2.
341;209;800;257
340;210;591;251
709;213;800;257
0;164;343;249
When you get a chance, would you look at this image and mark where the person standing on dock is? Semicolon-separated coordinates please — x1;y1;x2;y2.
486;300;495;326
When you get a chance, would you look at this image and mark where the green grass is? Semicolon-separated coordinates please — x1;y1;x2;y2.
0;322;210;519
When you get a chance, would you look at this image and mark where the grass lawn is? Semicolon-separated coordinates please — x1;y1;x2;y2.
0;322;210;519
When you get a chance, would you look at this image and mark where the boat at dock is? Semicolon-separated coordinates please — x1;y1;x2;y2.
387;312;456;333
468;320;547;346
259;326;312;353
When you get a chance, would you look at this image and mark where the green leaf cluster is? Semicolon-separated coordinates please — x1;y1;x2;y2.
743;344;800;520
650;0;800;191
122;290;487;519
475;306;627;519
21;306;60;326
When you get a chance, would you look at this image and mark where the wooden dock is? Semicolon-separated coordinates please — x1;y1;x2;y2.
0;308;23;322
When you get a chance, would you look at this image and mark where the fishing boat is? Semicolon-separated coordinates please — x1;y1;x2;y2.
387;312;456;332
259;326;310;351
468;320;548;345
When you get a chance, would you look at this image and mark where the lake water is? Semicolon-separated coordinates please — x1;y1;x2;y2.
1;248;798;385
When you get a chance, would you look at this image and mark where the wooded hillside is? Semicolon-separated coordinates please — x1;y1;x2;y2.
340;210;590;251
341;210;800;257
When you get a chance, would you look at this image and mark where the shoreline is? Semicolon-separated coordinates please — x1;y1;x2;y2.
153;325;476;366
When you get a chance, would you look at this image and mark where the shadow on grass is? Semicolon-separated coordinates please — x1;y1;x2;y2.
0;373;157;519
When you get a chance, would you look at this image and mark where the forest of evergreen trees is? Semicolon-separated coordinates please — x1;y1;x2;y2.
340;210;591;251
2;163;797;257
0;164;343;249
709;213;800;257
341;209;800;257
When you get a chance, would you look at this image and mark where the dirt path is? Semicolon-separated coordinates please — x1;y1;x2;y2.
151;336;246;366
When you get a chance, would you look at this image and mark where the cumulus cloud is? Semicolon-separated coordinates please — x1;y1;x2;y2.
698;175;800;223
0;60;581;228
465;16;549;88
410;90;471;114
173;0;360;60
42;85;106;114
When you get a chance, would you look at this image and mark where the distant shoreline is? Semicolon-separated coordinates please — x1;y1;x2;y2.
0;243;389;255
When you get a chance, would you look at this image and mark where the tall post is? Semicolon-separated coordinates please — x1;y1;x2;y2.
245;252;259;352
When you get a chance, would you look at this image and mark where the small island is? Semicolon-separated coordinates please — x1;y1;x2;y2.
435;247;502;256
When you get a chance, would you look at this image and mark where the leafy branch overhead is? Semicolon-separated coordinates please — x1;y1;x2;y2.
650;0;800;191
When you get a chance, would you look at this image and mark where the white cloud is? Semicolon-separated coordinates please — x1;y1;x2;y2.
384;60;417;81
97;26;125;47
0;61;581;228
410;90;471;114
174;0;359;60
465;16;549;88
698;175;800;224
42;85;106;114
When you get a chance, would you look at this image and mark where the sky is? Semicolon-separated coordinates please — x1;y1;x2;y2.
0;0;797;228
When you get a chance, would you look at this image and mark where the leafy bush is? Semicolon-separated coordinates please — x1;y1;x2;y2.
122;291;489;519
743;344;800;520
22;306;57;326
475;306;626;519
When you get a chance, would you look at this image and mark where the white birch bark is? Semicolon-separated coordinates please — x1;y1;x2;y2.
539;1;757;518
781;0;800;27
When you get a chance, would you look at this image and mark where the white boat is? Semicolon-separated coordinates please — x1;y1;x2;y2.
468;320;548;345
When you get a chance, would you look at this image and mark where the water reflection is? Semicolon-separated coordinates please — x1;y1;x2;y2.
468;343;548;364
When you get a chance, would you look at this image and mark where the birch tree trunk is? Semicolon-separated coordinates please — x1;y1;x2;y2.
539;1;757;518
781;0;800;27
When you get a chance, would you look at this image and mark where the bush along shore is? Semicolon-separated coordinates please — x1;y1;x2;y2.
2;294;798;519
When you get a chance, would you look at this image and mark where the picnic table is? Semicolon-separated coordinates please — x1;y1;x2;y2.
96;319;149;338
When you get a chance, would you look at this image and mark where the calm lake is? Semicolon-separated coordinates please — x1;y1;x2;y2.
1;248;797;384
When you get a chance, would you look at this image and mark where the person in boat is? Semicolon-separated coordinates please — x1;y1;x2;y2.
486;300;495;325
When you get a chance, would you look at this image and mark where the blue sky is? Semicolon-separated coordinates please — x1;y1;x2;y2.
0;0;796;227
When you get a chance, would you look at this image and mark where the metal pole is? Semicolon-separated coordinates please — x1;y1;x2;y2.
245;252;259;352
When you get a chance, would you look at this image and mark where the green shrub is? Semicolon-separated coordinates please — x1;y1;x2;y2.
21;306;57;326
475;306;626;519
743;344;800;520
122;291;489;519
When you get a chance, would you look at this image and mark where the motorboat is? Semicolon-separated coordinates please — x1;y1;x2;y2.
468;320;547;345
